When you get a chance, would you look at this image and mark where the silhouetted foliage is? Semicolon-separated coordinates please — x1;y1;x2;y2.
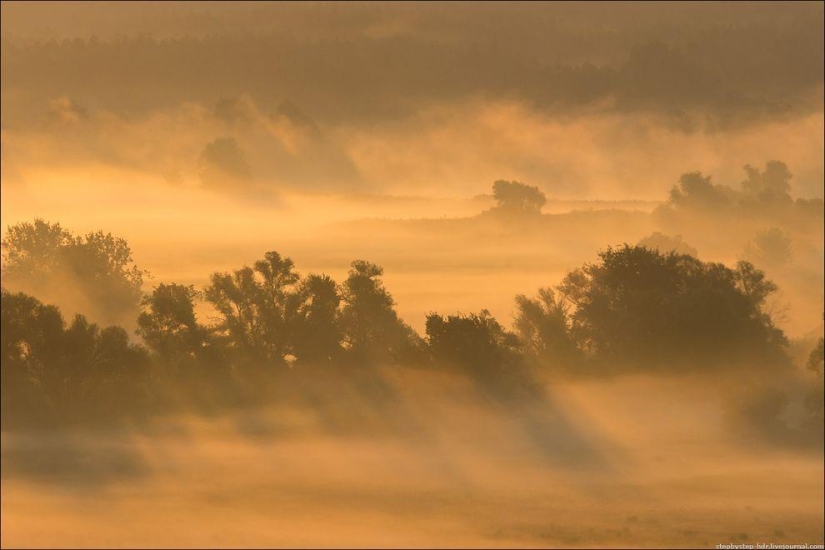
491;180;547;215
668;172;732;211
290;274;343;364
557;245;789;369
1;289;149;429
425;309;541;400
0;218;808;443
662;161;822;223
514;289;580;370
339;260;416;362
805;337;824;431
740;161;794;213
1;219;147;327
137;283;222;369
204;251;300;368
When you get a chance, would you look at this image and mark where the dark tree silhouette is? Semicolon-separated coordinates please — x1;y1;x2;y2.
514;288;579;369
668;171;732;211
741;161;793;201
1;289;149;429
426;309;522;374
204;251;299;367
339;260;414;361
1;219;147;327
805;337;824;432
557;245;788;369
425;309;538;400
137;284;212;363
290;274;343;364
738;161;795;216
491;180;547;215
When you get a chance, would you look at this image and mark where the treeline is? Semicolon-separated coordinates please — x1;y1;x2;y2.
658;161;824;223
3;219;822;435
3;4;822;129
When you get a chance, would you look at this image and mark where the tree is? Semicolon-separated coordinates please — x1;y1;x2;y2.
1;289;149;428
739;161;794;215
668;171;731;211
339;260;412;361
427;310;522;373
290;274;343;364
557;245;788;369
514;288;579;368
805;337;824;431
137;284;212;363
741;160;792;200
425;309;536;399
203;251;300;367
1;219;147;328
491;180;547;215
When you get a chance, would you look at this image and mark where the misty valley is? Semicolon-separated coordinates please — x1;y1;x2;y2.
2;172;823;548
1;3;823;548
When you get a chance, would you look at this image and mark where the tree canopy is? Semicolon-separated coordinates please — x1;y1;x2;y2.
1;219;147;327
557;245;788;369
491;180;547;215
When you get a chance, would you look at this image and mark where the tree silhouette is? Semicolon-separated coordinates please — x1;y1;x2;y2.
514;288;579;369
204;251;299;367
491;180;547;215
805;337;824;432
668;171;731;211
1;289;148;428
290;274;343;364
426;309;522;373
1;219;146;327
339;260;413;361
557;245;788;369
741;160;793;201
137;283;213;364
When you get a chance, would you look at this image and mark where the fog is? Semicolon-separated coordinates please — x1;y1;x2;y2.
3;371;824;548
1;2;823;549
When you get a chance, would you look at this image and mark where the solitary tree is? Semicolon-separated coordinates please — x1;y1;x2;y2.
491;180;547;215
